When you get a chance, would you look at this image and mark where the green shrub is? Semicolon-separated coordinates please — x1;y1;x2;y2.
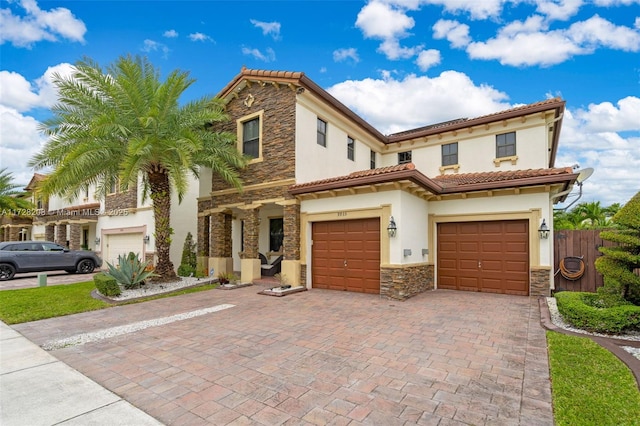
93;272;121;297
555;291;640;334
178;232;197;277
177;264;195;277
104;252;158;289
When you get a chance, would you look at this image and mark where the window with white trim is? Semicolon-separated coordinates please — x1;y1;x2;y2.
442;143;458;166
237;111;263;162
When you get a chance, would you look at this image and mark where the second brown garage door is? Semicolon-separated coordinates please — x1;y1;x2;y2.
312;218;380;293
437;220;529;295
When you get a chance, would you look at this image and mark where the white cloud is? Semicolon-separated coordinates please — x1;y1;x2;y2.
573;96;640;133
415;49;441;70
466;15;639;67
0;105;47;185
142;39;170;58
0;0;86;48
327;70;510;134
189;32;213;42
333;48;360;63
250;19;281;40
0;63;72;112
356;1;415;40
568;14;640;51
535;0;583;21
241;47;276;62
432;19;471;48
163;29;178;38
555;101;640;207
419;0;507;20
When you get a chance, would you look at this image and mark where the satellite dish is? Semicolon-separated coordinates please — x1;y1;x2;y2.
576;167;594;185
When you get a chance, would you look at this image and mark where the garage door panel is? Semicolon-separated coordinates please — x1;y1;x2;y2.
312;218;380;294
437;220;529;295
105;233;144;265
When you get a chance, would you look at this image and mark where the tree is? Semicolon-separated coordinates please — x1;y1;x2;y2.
595;191;640;304
0;168;33;212
29;55;248;281
177;232;197;277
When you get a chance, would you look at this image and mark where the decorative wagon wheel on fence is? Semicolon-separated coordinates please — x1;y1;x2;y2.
559;256;585;281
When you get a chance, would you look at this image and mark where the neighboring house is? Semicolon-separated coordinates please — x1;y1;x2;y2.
1;173;197;271
197;68;578;299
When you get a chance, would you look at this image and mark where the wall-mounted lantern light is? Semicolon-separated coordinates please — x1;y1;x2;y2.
143;235;150;244
538;219;550;239
387;216;397;238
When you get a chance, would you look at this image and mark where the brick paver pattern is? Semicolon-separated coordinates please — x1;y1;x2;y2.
13;287;553;425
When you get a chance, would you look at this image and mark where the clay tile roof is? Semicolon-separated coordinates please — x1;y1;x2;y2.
24;173;48;191
434;167;575;189
289;164;577;197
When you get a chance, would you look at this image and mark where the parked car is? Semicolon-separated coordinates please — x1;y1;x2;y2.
0;241;103;281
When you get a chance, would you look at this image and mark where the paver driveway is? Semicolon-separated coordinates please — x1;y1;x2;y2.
13;286;553;425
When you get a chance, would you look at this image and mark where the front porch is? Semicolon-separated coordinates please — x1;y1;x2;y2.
197;199;301;286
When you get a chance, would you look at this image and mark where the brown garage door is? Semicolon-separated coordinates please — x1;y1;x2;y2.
312;218;380;293
438;220;529;295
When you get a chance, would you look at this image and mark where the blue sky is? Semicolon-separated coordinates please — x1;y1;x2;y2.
1;0;639;208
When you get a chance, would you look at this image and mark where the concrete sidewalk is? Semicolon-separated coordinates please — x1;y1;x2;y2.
0;321;162;426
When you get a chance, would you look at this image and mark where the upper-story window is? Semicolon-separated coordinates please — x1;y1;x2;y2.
370;150;376;169
398;151;412;164
347;136;355;161
108;178;121;194
242;118;260;158
442;143;458;166
317;118;327;147
496;132;516;158
237;111;263;162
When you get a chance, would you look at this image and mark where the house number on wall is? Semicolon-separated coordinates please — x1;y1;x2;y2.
337;211;347;217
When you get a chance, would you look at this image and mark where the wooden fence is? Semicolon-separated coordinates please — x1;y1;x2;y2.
553;230;613;293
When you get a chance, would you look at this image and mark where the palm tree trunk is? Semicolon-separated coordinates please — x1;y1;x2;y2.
148;169;177;281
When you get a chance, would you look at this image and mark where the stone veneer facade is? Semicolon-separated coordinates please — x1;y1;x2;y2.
381;264;435;301
198;79;300;279
530;267;551;296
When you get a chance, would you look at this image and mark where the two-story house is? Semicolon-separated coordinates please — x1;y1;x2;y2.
8;173;197;271
195;68;576;299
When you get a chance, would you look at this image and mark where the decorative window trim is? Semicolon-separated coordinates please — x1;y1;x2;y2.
237;110;264;164
439;164;460;174
493;155;519;166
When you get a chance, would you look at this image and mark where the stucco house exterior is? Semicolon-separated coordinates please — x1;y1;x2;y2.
3;173;197;270
197;68;578;299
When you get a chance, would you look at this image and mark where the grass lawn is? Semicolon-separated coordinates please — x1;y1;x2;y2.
0;280;217;324
547;330;640;426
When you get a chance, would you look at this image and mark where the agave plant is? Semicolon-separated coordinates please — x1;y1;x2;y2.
105;252;158;289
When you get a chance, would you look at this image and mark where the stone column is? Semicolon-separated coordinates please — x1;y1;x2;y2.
8;226;20;242
280;200;301;286
69;223;82;250
197;215;210;257
45;224;55;242
55;223;67;246
239;206;261;283
0;227;5;242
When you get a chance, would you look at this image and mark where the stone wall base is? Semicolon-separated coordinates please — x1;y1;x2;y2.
530;268;551;296
381;263;434;301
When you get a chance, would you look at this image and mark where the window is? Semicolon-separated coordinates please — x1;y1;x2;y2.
398;151;412;164
108;178;120;194
269;218;284;252
496;132;516;158
317;118;327;147
237;111;263;162
242;117;260;158
442;143;458;166
370;150;376;169
347;136;355;161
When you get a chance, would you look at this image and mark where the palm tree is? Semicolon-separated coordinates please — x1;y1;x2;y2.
573;201;608;229
0;168;33;212
29;55;248;281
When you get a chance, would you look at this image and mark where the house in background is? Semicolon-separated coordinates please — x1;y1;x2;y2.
197;68;578;299
2;173;197;271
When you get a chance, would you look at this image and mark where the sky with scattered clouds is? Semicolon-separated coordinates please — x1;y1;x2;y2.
1;0;639;208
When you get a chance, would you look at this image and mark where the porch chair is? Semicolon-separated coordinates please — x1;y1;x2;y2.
260;255;283;277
